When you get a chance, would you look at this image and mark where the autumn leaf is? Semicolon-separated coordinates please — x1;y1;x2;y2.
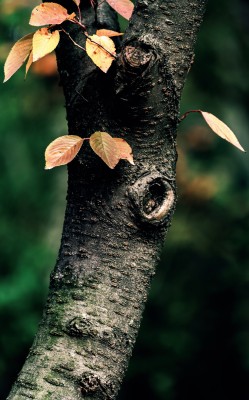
32;28;60;62
106;0;134;20
86;35;116;73
72;0;81;5
29;3;75;26
90;132;120;169
96;29;123;37
114;138;134;165
45;135;84;169
4;33;33;82
200;111;245;152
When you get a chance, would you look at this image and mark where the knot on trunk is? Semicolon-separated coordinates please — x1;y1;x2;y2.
80;372;101;396
123;45;153;70
129;172;175;225
66;316;93;337
80;372;116;398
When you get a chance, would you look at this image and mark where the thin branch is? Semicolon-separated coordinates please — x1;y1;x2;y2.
61;28;86;51
179;109;201;122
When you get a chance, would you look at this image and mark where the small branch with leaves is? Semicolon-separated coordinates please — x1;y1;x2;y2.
3;0;245;174
3;0;132;82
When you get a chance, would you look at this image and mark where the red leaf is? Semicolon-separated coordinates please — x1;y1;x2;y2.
29;3;75;26
4;33;33;82
45;135;84;169
90;132;120;169
106;0;134;20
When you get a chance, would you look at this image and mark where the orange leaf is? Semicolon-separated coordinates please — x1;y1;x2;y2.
32;28;60;62
114;138;134;165
106;0;134;20
29;2;74;26
90;132;120;169
45;135;84;169
4;33;33;82
200;111;245;152
72;0;81;5
96;29;123;37
86;35;115;73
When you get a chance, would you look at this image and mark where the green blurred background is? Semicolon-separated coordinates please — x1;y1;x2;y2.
0;1;248;399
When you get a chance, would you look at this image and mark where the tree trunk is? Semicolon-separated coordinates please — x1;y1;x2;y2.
7;1;207;399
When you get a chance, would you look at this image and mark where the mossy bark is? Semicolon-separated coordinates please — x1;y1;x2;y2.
7;1;207;399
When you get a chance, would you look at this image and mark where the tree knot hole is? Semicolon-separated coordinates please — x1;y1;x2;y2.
129;173;175;225
123;44;153;70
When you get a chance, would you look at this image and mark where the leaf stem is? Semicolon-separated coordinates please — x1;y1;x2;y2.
179;109;201;122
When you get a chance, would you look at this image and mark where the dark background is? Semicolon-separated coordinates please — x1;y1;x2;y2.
0;0;248;399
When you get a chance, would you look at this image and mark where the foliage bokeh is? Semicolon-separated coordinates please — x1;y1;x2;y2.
0;0;248;399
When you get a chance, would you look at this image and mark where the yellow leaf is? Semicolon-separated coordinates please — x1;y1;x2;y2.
106;0;134;20
96;29;123;37
32;28;60;62
45;135;84;169
90;132;120;169
4;33;33;82
30;2;74;26
200;111;245;152
114;138;134;165
86;35;116;73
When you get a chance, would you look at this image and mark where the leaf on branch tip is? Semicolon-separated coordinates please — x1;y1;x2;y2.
45;135;84;169
96;29;123;37
33;28;60;62
86;35;116;73
106;0;134;20
113;138;134;165
29;3;74;26
4;33;34;82
72;0;81;5
200;111;245;152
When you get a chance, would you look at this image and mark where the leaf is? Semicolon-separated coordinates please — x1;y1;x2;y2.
86;35;116;73
90;132;120;169
4;33;33;82
114;138;134;165
72;0;81;5
45;135;84;169
32;28;60;62
106;0;134;20
96;29;123;37
29;3;75;26
200;111;245;152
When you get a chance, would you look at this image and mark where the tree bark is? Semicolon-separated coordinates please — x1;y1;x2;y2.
7;1;207;399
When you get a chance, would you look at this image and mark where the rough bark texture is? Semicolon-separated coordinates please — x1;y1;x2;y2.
7;1;207;399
